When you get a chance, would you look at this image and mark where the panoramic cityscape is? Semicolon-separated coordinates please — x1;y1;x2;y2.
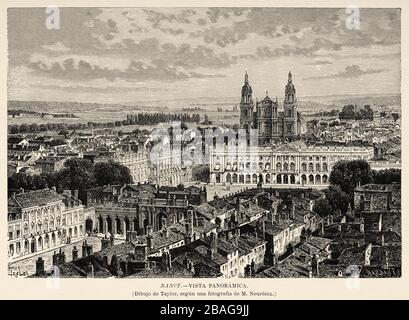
7;7;401;279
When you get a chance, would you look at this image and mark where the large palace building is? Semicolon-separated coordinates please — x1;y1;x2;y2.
209;141;374;188
240;71;307;144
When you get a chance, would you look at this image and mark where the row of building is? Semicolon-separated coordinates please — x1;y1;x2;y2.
209;141;374;187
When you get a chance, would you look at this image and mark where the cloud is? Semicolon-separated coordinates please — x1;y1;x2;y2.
306;60;333;65
27;57;224;82
304;65;386;80
110;38;237;69
32;84;170;93
41;41;71;52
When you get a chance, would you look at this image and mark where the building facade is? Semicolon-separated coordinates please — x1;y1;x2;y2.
210;142;374;187
93;149;192;187
86;184;207;236
240;71;307;144
7;188;86;261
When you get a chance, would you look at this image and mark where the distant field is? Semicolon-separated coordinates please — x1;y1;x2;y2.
7;94;400;130
7;108;240;128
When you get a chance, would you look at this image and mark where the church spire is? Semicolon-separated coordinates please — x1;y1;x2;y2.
244;71;249;84
288;70;292;83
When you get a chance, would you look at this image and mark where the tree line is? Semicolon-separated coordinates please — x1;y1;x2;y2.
126;112;200;125
8;159;133;203
338;104;373;120
8;112;201;134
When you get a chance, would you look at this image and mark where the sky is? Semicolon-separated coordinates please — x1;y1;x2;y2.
7;7;401;103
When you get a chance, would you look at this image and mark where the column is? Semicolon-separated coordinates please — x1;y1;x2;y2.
103;217;108;234
113;219;117;235
122;219;127;235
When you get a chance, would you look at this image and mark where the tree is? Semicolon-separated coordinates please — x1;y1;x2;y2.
329;160;373;196
58;158;95;202
192;165;210;183
58;129;69;137
314;198;331;217
391;113;399;122
323;185;350;214
373;169;401;184
93;161;133;187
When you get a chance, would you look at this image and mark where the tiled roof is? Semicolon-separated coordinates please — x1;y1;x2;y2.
194;245;228;266
126;261;193;278
193;203;223;220
9;189;64;209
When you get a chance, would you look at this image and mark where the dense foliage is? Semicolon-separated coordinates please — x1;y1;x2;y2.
8;159;133;203
338;104;373;120
329;160;374;195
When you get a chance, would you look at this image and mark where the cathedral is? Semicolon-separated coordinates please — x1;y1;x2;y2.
239;71;307;145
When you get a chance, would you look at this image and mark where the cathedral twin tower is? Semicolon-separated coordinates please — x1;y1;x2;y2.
239;71;305;145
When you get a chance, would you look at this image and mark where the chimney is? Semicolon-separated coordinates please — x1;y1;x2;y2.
291;204;295;219
185;222;191;236
19;187;24;194
378;214;383;232
63;190;72;197
360;220;365;233
52;186;57;193
262;220;266;240
73;190;79;199
207;247;214;260
276;212;281;224
11;192;16;200
311;254;319;277
383;250;389;269
101;237;110;250
193;211;198;228
72;246;78;260
146;234;153;253
210;232;217;253
86;262;94;278
35;257;45;276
